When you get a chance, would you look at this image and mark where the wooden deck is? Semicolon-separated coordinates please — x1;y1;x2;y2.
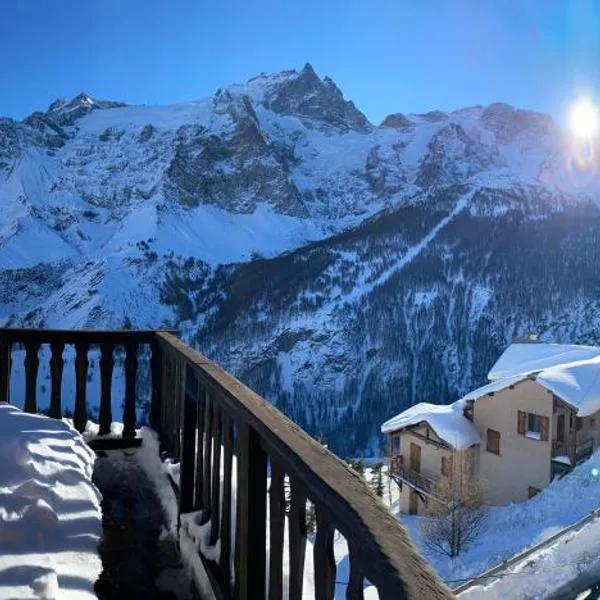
0;328;453;600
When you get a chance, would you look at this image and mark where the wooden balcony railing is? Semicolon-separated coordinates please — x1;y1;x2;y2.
0;328;452;600
389;455;436;496
551;437;595;465
0;327;169;441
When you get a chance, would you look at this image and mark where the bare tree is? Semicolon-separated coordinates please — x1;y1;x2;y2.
418;449;488;559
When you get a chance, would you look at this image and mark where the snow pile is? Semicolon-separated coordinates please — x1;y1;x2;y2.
0;404;102;600
380;400;480;449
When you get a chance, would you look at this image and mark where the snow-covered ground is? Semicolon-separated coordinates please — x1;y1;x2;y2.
0;404;102;600
357;453;600;598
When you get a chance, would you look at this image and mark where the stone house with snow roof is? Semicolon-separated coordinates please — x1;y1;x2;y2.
382;339;600;514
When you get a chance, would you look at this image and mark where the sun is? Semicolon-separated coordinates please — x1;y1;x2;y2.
569;98;598;138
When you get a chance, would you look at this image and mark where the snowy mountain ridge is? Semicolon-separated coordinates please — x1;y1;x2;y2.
3;64;600;453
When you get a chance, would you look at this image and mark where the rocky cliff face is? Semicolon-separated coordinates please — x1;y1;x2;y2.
1;65;600;455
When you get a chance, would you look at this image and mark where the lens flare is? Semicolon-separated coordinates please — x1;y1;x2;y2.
569;99;598;139
592;467;599;478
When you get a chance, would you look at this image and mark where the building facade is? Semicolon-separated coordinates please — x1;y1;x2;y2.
382;342;600;513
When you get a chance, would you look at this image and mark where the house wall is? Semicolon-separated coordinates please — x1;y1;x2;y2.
473;379;552;505
397;426;453;515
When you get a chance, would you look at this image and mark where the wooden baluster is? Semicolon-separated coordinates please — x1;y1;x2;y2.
74;341;89;432
314;507;336;600
346;550;365;600
210;404;223;545
24;341;40;414
220;412;234;589
98;342;114;435
268;460;285;600
234;423;267;600
49;341;64;419
150;338;163;433
288;483;307;600
180;364;197;513
0;335;11;403
123;341;138;438
201;388;213;525
194;379;205;511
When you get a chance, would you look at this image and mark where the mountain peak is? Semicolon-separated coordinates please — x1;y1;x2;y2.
45;93;127;126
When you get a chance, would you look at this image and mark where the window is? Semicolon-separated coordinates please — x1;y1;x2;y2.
518;410;549;441
528;486;541;499
576;417;583;431
527;413;541;439
391;434;401;454
486;429;500;455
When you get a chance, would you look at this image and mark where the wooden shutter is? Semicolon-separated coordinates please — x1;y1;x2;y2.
540;416;549;442
486;429;500;455
517;410;527;435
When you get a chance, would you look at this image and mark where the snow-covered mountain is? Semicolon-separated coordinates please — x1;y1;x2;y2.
3;63;600;454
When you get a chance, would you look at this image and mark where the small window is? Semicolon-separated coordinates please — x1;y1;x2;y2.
577;417;583;431
528;486;541;499
527;413;541;439
391;435;401;454
486;429;500;455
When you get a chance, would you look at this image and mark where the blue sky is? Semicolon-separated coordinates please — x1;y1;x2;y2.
2;0;600;124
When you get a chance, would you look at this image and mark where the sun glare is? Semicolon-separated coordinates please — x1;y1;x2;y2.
569;98;598;138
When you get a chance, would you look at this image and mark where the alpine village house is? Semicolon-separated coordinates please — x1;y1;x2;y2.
382;337;600;515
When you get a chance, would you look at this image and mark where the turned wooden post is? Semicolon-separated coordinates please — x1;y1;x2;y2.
0;335;11;403
74;341;89;432
24;341;40;414
123;341;138;438
98;342;114;435
49;341;64;419
150;338;163;432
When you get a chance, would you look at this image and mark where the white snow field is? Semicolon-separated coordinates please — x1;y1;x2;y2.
0;404;102;600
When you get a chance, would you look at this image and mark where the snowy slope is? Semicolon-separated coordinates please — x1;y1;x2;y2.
401;450;600;587
0;405;102;600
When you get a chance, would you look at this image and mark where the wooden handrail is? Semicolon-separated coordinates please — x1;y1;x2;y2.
155;332;452;600
0;328;452;599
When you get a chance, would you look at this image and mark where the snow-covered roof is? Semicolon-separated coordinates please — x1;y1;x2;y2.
460;374;528;402
380;401;481;449
464;342;600;417
536;355;600;417
488;343;600;381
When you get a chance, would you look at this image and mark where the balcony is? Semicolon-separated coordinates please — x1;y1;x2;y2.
0;328;451;600
551;437;595;466
389;455;437;497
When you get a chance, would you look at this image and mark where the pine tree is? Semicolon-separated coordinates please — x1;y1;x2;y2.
369;461;385;498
